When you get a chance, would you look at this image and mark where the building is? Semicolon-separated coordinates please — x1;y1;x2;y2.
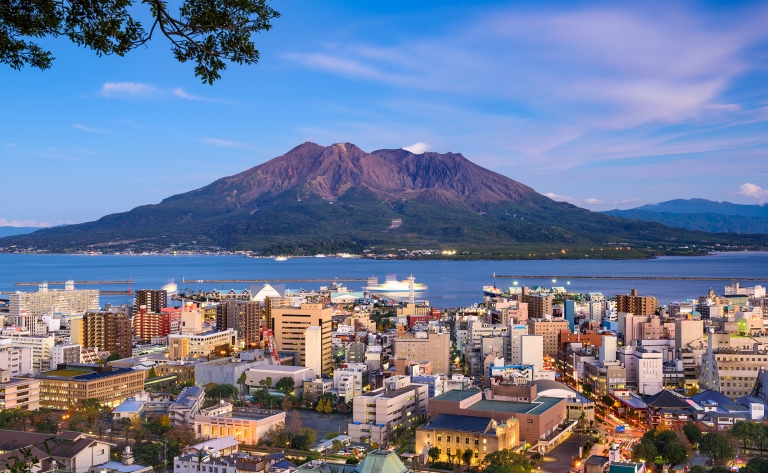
521;292;554;319
168;329;238;360
194;357;270;386
216;301;262;349
584;361;626;395
675;318;704;352
644;389;696;429
268;303;333;373
193;402;286;445
0;370;40;410
169;386;206;424
393;331;451;375
52;344;82;366
332;363;369;400
134;289;168;314
83;310;133;359
244;365;316;392
702;344;768;399
527;318;569;358
9;282;99;326
347;375;429;443
415;414;519;465
133;307;172;342
616;289;658;316
619;347;663;396
0;338;33;375
508;325;529;365
34;363;145;409
3;334;55;372
0;430;114;473
427;389;568;448
173;448;266;473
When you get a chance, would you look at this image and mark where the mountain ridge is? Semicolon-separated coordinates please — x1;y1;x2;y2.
3;144;768;257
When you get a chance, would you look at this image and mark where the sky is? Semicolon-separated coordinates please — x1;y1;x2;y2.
2;0;768;227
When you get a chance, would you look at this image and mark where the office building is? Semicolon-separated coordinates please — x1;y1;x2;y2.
527;318;569;358
168;329;238;360
393;331;451;374
34;363;145;409
508;324;529;365
702;341;768;399
333;363;369;400
415;414;519;465
584;360;626;395
193;402;285;445
133;307;172;342
268;303;333;373
52;344;82;366
619;347;663;396
675;318;704;351
616;289;658;316
521;335;544;371
347;375;429;443
9;282;99;327
0;338;33;375
83;310;133;359
134;289;167;314
216;300;262;349
0;370;40;410
521;292;554;319
599;335;617;363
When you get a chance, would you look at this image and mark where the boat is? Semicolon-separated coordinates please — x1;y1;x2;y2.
483;284;503;297
365;275;427;297
274;256;288;261
314;254;326;258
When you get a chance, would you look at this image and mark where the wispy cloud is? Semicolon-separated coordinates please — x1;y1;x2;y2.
545;193;644;209
403;142;430;154
100;82;162;99
200;138;250;149
736;183;768;204
0;218;63;227
72;124;100;133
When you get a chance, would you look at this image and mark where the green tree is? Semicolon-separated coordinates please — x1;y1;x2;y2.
293;427;317;451
732;420;755;450
688;466;708;473
0;0;280;84
461;448;473;472
662;441;688;466
106;352;121;361
148;366;158;379
276;377;295;394
331;440;343;453
633;442;658;463
699;432;735;463
746;457;768;473
205;384;239;400
480;450;533;472
709;467;732;473
654;429;679;452
428;446;441;465
683;424;702;445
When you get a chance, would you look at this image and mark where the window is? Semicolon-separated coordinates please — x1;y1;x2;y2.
437;435;441;442
465;438;469;444
527;419;533;424
447;436;451;442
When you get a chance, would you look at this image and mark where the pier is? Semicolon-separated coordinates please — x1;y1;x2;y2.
0;289;133;295
14;280;133;286
182;278;369;283
491;275;767;281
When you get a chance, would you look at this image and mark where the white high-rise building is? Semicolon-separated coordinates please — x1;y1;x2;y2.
0;339;33;376
304;326;322;376
619;347;663;395
3;335;55;372
599;335;617;363
520;335;544;371
10;282;99;327
508;324;529;364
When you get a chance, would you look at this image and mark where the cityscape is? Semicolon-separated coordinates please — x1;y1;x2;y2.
0;275;767;473
3;2;768;473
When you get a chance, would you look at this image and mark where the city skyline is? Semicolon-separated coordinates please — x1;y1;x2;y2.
3;0;768;227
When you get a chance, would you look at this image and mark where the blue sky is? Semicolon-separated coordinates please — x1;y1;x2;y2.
3;0;768;226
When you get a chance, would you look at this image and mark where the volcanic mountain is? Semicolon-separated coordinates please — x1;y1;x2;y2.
4;142;768;257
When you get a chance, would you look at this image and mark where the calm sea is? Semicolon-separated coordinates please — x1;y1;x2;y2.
0;252;766;308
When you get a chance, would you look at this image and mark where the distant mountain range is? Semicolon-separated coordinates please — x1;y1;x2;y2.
604;199;768;234
2;143;767;257
0;226;45;238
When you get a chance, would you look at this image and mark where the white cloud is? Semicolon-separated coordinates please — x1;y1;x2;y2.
200;138;249;148
736;183;768;203
100;82;162;99
72;124;100;133
544;193;640;209
583;198;606;205
403;142;430;154
0;218;53;227
544;193;578;204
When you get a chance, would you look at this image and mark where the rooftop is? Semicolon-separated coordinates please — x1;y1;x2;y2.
92;461;150;473
421;414;494;433
430;389;481;402
469;396;563;415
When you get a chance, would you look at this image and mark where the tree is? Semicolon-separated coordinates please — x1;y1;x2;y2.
746;457;768;473
0;0;280;84
600;395;614;406
302;391;317;408
582;383;593;395
699;432;735;463
331;440;343;453
687;385;700;396
276;377;295;395
732;420;755;450
480;450;533;473
662;441;688;466
148;366;158;379
428;447;440;465
315;398;328;413
106;352;121;361
688;466;708;473
205;384;239;400
709;467;732;473
461;448;473;472
633;442;657;463
654;429;679;452
322;398;333;414
293;427;316;451
683;424;702;445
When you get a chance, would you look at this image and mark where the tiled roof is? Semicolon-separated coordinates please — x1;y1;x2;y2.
424;414;493;433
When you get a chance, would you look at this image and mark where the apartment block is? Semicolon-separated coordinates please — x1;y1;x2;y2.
521;292;554;319
52;344;82;366
675;318;704;352
9;282;99;326
133;307;172;342
216;301;262;349
333;363;369;400
3;334;55;372
348;375;429;443
268;303;333;373
527;318;569;358
616;289;658;316
34;363;145;409
134;289;168;314
168;329;238;360
0;338;33;375
0;370;40;411
83;310;133;359
393;331;451;374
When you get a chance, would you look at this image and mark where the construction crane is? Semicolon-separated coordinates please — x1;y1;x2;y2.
261;328;280;365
